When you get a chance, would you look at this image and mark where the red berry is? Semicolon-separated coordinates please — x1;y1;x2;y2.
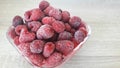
30;40;45;53
61;11;70;22
52;21;65;33
29;54;44;67
56;40;74;55
70;28;76;35
12;15;24;27
24;10;32;22
43;42;55;57
30;8;45;21
74;30;85;43
13;36;20;45
70;38;79;48
45;52;62;68
49;8;62;20
8;27;17;39
39;0;49;10
19;29;35;43
69;16;81;29
37;24;54;39
79;27;87;37
65;23;71;32
58;31;72;40
18;43;32;56
42;17;55;25
28;21;42;32
79;21;86;29
44;6;54;15
15;25;27;35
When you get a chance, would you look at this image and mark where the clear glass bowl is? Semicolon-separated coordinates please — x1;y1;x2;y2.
6;22;91;68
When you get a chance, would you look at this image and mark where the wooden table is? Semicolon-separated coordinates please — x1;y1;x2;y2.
0;0;120;68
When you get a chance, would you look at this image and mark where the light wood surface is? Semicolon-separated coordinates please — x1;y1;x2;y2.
0;0;120;68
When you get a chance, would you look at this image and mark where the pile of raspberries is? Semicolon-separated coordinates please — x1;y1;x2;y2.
8;0;87;68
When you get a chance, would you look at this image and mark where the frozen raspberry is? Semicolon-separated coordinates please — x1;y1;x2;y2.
74;30;85;43
8;27;17;39
79;21;86;29
61;11;70;22
12;15;24;27
30;40;45;53
29;54;44;67
28;21;42;32
58;31;72;40
42;17;55;25
18;43;32;56
24;10;32;22
43;42;55;57
45;52;63;67
70;28;76;35
24;8;45;21
69;16;81;29
31;8;45;21
13;36;20;45
49;8;62;20
15;25;27;35
52;21;65;33
65;23;71;32
37;24;54;39
44;6;54;15
79;27;87;37
19;29;35;43
39;0;49;10
70;38;79;48
56;40;74;55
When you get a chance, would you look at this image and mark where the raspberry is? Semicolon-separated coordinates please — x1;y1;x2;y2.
12;15;24;27
52;21;65;33
30;40;45;53
19;29;35;43
30;8;45;21
69;16;81;29
61;11;70;22
39;0;49;10
49;8;62;20
8;27;17;39
70;38;79;48
24;10;32;22
29;54;44;67
24;8;45;21
58;31;72;40
44;6;54;15
65;23;71;32
79;21;86;29
13;36;20;45
43;42;55;57
37;24;54;39
18;43;32;56
42;17;55;25
56;40;74;55
28;21;42;32
74;30;85;43
70;28;76;35
79;27;87;37
45;52;62;67
15;25;27;35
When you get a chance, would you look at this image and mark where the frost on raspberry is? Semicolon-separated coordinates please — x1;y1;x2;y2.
43;42;55;57
30;40;45;53
42;17;55;25
39;0;50;10
56;40;74;55
58;31;72;40
52;21;65;33
28;21;42;32
37;24;54;39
